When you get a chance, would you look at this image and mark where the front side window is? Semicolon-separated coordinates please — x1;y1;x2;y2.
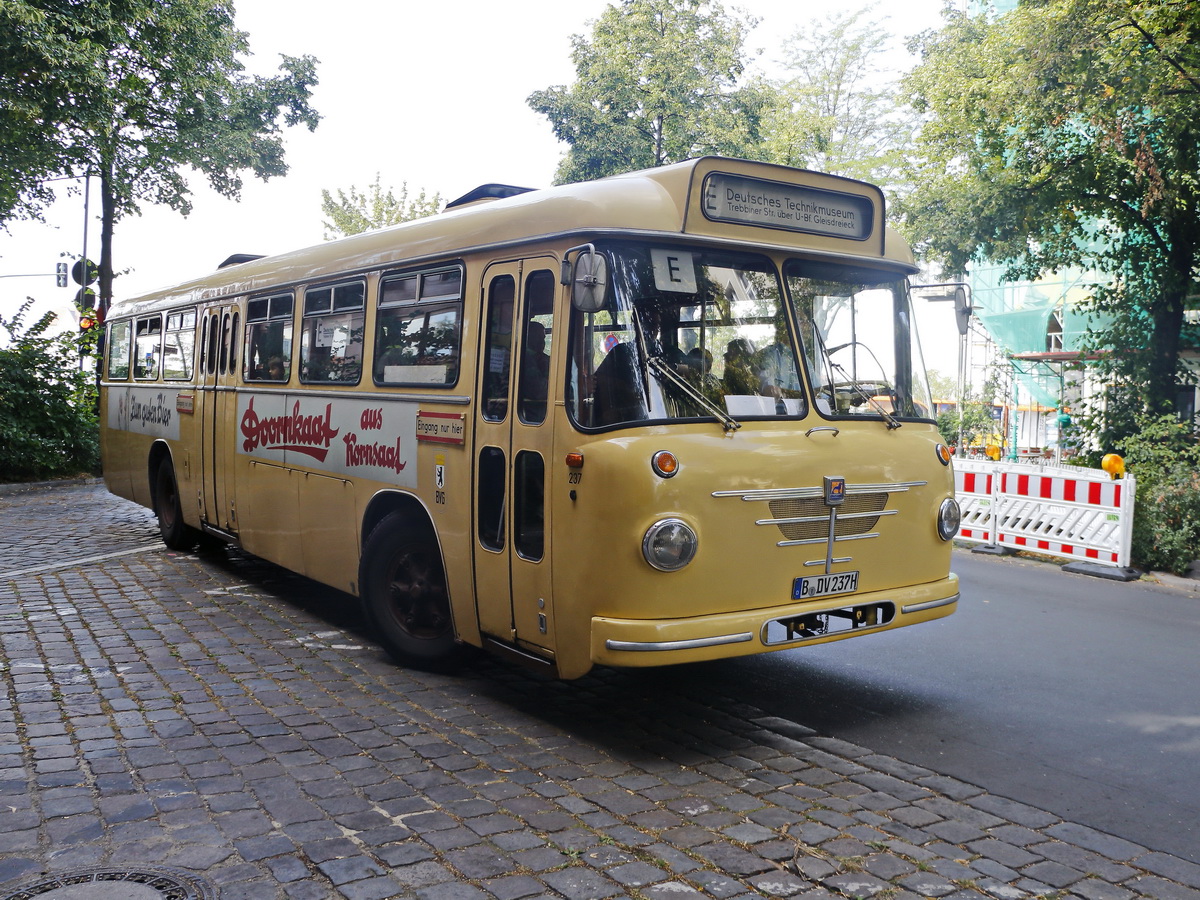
567;244;802;429
301;281;365;384
133;315;162;380
373;265;463;386
107;321;131;380
245;293;294;382
162;309;196;380
786;260;933;420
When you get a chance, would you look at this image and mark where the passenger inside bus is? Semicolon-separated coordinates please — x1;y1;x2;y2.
591;340;649;426
520;321;551;421
723;338;759;396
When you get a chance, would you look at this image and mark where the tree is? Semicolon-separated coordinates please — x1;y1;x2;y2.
0;0;320;315
0;301;98;480
900;0;1200;436
761;8;918;191
527;0;768;184
320;175;443;240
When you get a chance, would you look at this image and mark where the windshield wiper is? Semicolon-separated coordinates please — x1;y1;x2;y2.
648;357;742;433
824;361;902;430
632;307;740;433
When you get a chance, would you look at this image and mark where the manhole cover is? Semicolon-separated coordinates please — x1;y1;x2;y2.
1;869;215;900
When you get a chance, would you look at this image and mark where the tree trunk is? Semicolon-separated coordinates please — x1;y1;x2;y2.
98;163;116;319
1147;208;1200;418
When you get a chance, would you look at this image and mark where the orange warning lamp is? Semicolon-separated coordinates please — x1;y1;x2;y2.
1101;453;1124;479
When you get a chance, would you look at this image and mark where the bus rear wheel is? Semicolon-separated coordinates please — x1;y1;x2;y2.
360;514;467;672
154;457;199;551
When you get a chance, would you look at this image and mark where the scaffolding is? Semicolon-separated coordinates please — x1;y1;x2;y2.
966;259;1109;457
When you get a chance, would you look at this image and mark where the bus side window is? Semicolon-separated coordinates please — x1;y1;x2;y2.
205;313;220;374
133;315;163;380
517;269;555;425
107;321;132;380
162;309;196;380
374;266;463;386
477;446;506;550
245;293;294;382
301;281;365;384
228;311;239;375
482;276;515;422
218;310;232;374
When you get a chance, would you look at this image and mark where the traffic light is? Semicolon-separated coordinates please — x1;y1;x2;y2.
56;262;68;287
74;286;98;332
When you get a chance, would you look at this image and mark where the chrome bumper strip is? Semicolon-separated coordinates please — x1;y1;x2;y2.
902;594;960;614
606;632;754;653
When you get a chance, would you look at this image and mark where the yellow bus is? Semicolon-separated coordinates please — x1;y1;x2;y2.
100;157;960;680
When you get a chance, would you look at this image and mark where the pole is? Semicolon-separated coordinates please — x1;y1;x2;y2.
80;175;91;371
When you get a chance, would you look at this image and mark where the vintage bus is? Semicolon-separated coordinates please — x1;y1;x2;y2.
100;157;961;680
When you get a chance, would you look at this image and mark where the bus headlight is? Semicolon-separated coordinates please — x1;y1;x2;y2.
937;498;961;541
642;518;698;571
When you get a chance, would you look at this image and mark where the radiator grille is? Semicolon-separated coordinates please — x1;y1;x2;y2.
768;493;889;542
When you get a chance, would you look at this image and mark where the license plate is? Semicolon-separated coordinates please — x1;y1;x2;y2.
793;571;859;600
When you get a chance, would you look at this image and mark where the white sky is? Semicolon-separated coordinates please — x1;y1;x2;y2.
0;0;958;365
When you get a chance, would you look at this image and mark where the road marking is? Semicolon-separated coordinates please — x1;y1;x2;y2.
0;543;164;580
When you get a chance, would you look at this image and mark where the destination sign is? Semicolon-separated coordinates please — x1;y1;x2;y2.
702;172;874;241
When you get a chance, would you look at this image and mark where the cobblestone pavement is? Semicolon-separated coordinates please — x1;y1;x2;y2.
2;482;1199;900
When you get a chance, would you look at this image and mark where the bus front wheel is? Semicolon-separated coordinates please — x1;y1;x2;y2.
154;457;200;551
360;514;466;672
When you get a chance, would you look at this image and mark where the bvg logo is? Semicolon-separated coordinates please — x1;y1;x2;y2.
824;475;846;507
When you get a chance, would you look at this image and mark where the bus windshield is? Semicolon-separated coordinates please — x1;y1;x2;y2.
785;259;933;422
568;244;804;428
566;243;933;429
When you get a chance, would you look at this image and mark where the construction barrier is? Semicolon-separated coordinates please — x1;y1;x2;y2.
955;458;1135;568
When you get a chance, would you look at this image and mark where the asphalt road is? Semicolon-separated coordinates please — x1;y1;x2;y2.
660;550;1200;865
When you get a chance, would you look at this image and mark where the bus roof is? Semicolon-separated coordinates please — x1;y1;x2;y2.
113;157;916;317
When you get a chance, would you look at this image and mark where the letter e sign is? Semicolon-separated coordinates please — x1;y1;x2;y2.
651;248;697;293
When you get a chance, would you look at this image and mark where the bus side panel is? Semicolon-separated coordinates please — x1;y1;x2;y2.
103;382;193;513
99;387;136;503
299;472;360;594
237;460;304;574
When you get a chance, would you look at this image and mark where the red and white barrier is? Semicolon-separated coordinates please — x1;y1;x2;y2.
955;459;1135;568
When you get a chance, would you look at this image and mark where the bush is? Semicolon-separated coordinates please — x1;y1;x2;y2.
1117;415;1200;576
0;301;99;481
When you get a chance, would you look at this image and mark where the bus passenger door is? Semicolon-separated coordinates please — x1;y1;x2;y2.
198;305;239;534
473;261;558;659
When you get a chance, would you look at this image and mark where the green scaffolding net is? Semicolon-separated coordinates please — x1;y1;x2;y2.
968;260;1103;408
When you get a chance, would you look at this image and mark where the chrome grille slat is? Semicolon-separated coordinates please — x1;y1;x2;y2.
714;479;921;548
757;510;897;527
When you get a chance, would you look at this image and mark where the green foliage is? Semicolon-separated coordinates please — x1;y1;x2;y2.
1114;415;1200;575
0;0;320;311
527;0;768;184
760;8;918;192
0;302;99;481
938;401;998;451
321;175;443;240
899;0;1200;435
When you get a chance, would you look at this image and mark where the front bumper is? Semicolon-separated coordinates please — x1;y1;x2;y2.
591;573;959;668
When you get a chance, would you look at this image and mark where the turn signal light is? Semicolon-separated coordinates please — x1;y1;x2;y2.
651;450;679;478
565;452;584;468
935;444;952;466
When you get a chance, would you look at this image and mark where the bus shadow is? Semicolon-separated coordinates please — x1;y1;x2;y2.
187;542;938;761
191;541;368;634
454;653;940;766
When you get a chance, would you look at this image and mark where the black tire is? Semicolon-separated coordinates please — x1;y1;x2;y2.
154;457;199;551
359;513;467;672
